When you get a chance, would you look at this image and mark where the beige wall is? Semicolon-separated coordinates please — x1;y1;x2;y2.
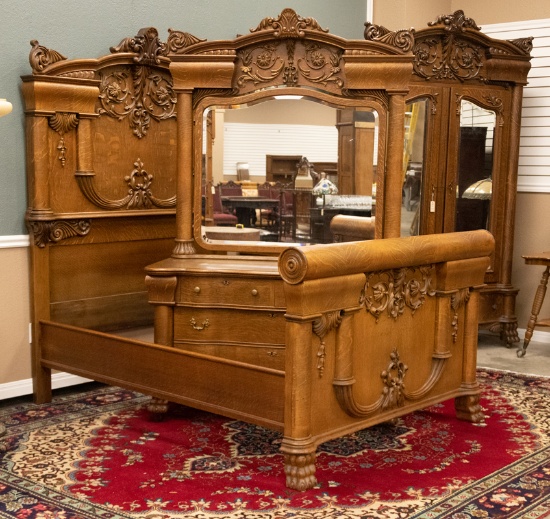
375;0;550;29
0;247;31;387
513;194;550;333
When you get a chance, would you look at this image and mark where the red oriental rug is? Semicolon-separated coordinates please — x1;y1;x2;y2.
0;368;549;518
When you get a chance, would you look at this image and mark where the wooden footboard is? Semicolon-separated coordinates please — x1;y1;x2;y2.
277;229;493;490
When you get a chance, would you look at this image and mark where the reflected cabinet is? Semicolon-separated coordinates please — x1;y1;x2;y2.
404;14;532;343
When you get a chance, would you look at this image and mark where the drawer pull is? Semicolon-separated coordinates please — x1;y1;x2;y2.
194;286;201;294
267;351;278;357
190;317;210;331
251;289;258;296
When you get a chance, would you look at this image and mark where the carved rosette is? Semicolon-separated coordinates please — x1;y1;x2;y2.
28;219;91;248
29;40;67;74
48;112;79;167
364;23;414;53
360;265;435;321
312;311;342;377
75;158;176;210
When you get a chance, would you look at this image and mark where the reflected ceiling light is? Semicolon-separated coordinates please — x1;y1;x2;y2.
462;178;492;200
274;95;303;100
0;99;12;117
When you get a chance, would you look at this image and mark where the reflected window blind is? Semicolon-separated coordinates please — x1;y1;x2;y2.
223;123;338;177
484;19;550;192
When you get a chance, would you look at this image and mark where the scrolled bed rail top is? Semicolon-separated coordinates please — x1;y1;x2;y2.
278;230;495;284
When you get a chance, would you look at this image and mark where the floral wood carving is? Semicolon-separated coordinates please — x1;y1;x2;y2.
28;219;91;248
166;28;206;54
250;8;329;38
380;348;408;410
48;113;79;167
333;346;449;418
507;38;534;56
98;64;176;138
360;266;435;321
413;11;487;82
99;28;176;139
28;40;67;74
363;23;414;53
235;39;344;94
75;159;176;210
428;10;481;32
110;27;167;65
312;311;342;377
451;288;471;343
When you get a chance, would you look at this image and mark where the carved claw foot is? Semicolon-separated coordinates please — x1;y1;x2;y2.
284;451;317;491
455;394;484;423
500;320;520;347
147;397;169;421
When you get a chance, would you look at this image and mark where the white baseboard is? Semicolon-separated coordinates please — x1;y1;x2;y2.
0;373;92;401
0;235;30;249
516;327;550;344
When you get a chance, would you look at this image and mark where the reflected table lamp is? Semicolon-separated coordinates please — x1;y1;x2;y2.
462;177;492;229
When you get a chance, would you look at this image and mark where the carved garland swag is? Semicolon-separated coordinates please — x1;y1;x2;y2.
311;264;472;418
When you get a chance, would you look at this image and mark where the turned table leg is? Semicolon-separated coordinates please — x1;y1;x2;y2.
518;266;550;358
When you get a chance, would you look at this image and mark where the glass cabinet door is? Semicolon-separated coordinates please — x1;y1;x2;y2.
453;100;496;233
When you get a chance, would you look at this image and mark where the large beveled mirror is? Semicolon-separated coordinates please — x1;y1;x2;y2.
197;93;382;248
166;8;415;257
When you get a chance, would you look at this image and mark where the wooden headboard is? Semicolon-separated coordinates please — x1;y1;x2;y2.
23;28;178;332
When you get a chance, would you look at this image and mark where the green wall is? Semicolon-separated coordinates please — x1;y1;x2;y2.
0;0;368;236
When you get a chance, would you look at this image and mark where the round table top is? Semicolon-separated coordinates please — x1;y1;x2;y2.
203;226;261;241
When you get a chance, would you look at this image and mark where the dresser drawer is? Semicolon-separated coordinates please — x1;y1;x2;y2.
174;307;286;346
173;341;285;370
179;276;285;309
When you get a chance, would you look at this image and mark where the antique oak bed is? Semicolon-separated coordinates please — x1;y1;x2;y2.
24;9;498;490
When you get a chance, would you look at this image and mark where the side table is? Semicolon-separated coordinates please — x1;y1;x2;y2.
518;252;550;357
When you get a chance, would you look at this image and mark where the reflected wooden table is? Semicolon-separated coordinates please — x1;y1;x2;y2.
203;226;261;241
221;197;279;227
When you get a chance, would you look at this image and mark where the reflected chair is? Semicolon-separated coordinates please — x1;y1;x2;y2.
212;185;238;226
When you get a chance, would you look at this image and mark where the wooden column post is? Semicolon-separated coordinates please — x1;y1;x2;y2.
173;90;196;257
383;92;406;238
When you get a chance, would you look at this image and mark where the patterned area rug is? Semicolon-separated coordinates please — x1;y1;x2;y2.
0;368;549;519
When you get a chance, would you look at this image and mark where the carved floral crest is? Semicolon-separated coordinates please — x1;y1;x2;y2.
236;39;344;94
361;266;435;321
250;8;329;38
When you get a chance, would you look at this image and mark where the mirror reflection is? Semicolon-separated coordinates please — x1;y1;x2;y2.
402;99;428;237
456;100;495;232
200;97;378;245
